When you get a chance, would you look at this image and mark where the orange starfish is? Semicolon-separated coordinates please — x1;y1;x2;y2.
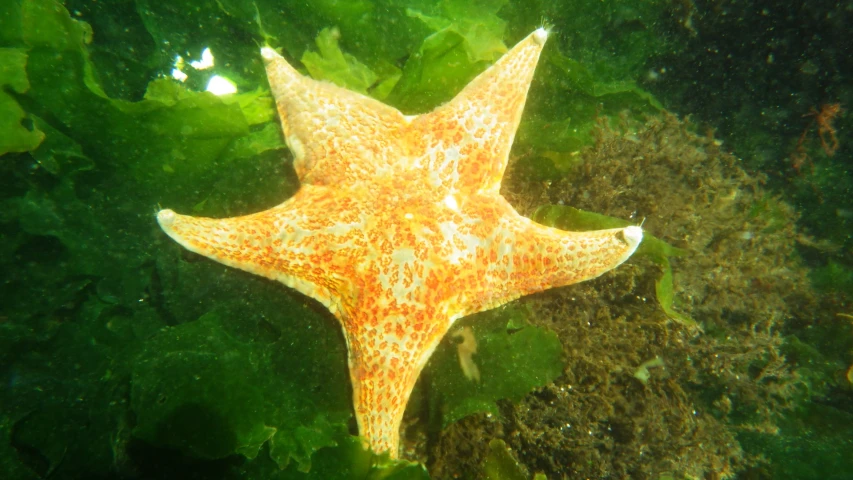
157;28;642;457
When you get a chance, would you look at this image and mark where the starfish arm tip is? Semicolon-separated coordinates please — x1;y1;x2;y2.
260;46;279;61
623;225;643;250
533;27;549;45
157;209;176;228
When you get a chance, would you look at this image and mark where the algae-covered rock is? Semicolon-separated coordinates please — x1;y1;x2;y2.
429;113;818;479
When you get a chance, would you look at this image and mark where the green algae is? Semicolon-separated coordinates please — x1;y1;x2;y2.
653;258;696;327
482;439;546;480
131;310;346;469
387;0;509;113
739;402;853;480
301;28;383;96
516;51;663;154
428;305;564;427
0;48;43;154
810;261;853;295
235;438;431;480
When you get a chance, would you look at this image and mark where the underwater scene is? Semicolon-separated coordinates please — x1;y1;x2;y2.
2;0;852;479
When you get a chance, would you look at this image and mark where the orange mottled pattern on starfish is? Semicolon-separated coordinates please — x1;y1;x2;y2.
408;36;545;195
157;28;643;458
264;51;409;187
344;309;446;455
263;33;545;197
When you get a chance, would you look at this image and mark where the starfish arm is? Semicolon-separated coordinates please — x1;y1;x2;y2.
407;28;548;195
156;186;365;315
502;222;642;299
344;322;432;457
454;200;643;317
261;47;409;186
343;304;453;458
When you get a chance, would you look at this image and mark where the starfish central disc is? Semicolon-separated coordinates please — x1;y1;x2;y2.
157;27;642;457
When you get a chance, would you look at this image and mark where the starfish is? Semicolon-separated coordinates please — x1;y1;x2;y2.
156;28;642;457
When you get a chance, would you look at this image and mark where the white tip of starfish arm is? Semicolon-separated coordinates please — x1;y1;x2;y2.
622;225;643;250
260;46;279;61
533;27;548;45
157;209;176;228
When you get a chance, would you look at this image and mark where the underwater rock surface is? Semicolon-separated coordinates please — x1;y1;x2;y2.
430;114;818;478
